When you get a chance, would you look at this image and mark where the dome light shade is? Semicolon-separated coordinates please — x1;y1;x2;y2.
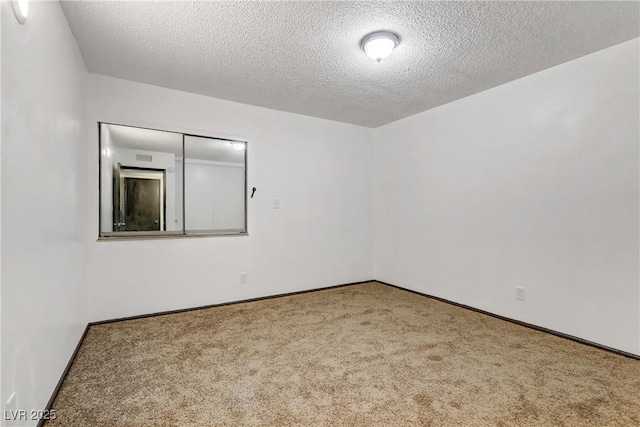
11;0;29;24
361;31;400;62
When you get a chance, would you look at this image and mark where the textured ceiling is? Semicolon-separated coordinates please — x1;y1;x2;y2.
62;1;639;128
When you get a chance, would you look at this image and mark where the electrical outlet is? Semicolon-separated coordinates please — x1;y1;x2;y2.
273;198;280;209
515;286;526;301
240;272;248;284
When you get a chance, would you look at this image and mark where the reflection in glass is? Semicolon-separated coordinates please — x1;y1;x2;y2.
99;123;246;237
184;135;246;234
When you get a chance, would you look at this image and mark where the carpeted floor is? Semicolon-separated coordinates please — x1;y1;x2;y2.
47;282;639;426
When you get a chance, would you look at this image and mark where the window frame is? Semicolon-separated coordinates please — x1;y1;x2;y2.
98;122;248;240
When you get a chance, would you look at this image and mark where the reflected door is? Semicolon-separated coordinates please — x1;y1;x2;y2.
124;177;161;231
114;168;165;231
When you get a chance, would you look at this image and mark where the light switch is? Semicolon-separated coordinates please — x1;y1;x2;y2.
273;199;280;209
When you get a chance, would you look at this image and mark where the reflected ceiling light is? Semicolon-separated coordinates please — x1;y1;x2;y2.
231;142;245;151
11;0;29;24
361;31;400;63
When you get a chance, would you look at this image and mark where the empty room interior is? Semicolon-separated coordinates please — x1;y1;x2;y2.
2;0;640;426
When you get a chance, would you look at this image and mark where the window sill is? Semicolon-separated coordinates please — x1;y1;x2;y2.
97;232;248;242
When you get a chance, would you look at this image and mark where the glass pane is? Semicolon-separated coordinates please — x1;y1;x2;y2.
184;135;246;234
100;123;183;234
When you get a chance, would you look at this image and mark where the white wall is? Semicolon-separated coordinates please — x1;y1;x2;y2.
373;39;640;355
1;1;88;424
85;74;374;321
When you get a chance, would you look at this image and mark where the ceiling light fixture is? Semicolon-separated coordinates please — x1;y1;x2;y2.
361;31;400;63
11;0;29;24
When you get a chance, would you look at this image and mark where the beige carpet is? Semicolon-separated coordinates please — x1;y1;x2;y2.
47;282;639;426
